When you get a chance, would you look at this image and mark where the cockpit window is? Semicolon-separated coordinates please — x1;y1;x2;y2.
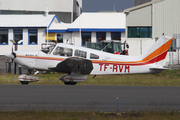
75;50;86;58
53;47;73;57
90;53;99;59
41;45;55;54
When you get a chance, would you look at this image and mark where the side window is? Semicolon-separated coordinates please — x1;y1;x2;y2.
90;53;99;59
53;47;72;57
53;47;61;55
75;50;87;58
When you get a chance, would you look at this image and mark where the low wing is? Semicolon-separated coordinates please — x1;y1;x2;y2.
49;57;93;74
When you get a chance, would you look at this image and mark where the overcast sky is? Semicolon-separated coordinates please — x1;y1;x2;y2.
82;0;135;12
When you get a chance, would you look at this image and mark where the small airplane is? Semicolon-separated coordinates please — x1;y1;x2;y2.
5;35;173;85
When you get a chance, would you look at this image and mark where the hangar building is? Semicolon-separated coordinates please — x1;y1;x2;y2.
124;0;180;66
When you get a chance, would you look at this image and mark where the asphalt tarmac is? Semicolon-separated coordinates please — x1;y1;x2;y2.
0;85;180;112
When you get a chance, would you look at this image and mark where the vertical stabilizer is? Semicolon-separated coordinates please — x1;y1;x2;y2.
139;35;173;66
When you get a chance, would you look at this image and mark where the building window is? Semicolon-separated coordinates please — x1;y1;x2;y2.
14;29;23;44
0;29;8;45
128;27;152;38
96;32;106;42
111;32;121;40
82;32;91;46
57;34;63;43
28;29;38;44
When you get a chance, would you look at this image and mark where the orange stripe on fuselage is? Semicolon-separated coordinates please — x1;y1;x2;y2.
16;55;65;61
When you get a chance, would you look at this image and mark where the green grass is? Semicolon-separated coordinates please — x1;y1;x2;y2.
0;69;180;86
0;111;180;120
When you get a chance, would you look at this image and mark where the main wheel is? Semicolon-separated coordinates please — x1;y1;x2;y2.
20;81;29;85
64;82;77;85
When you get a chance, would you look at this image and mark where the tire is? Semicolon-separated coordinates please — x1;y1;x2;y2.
64;82;77;85
20;81;29;85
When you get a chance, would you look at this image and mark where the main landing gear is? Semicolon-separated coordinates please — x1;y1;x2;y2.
60;73;87;85
20;81;29;85
64;82;77;85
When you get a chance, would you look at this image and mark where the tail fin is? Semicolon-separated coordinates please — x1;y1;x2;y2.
140;35;173;65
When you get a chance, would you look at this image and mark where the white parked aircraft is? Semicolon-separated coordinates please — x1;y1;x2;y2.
5;35;173;85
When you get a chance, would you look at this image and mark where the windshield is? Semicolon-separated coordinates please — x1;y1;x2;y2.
41;45;55;54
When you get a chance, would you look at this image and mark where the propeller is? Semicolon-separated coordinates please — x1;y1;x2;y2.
9;39;23;59
5;39;23;74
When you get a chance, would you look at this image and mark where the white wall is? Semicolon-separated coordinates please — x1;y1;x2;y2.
91;32;96;43
106;32;111;40
63;33;72;44
126;38;154;56
71;32;81;46
121;32;126;42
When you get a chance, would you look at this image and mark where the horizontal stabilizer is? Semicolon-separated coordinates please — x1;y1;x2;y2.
149;67;169;73
150;68;169;70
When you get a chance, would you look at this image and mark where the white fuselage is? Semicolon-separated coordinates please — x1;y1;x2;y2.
14;43;160;75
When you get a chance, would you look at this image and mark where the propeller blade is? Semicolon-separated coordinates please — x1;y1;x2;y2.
18;40;23;44
10;40;16;44
11;43;14;64
11;52;16;65
12;45;13;52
